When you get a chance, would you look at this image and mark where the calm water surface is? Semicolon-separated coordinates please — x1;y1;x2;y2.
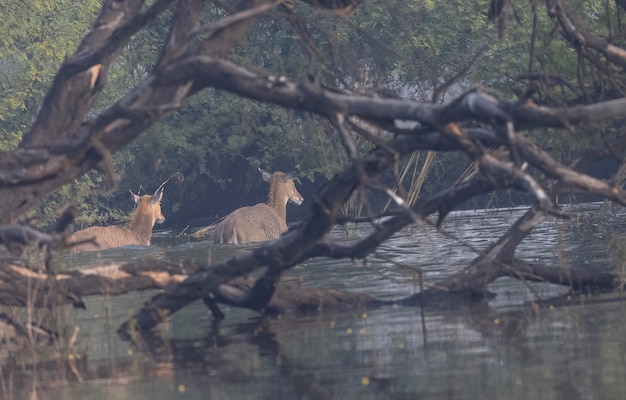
4;202;626;399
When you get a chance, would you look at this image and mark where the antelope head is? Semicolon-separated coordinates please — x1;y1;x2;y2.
260;167;303;206
130;188;165;227
128;172;183;227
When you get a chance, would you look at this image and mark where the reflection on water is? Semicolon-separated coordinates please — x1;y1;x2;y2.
4;202;626;399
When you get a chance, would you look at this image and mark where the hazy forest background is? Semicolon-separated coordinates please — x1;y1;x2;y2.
2;0;607;229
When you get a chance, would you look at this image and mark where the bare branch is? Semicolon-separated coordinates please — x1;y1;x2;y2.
191;0;285;37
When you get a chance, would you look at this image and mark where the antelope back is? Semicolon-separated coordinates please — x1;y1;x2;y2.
214;203;285;244
214;167;303;245
67;189;165;253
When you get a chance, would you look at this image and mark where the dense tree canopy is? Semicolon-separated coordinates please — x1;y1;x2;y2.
6;0;613;226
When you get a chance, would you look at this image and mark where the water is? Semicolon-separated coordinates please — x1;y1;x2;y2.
3;202;626;399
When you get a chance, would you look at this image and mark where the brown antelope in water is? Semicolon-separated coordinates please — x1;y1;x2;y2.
214;167;303;244
67;173;183;253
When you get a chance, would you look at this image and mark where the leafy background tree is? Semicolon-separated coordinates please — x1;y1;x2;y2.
1;0;623;228
0;0;102;150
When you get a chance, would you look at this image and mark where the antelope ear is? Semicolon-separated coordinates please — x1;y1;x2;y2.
130;190;141;204
284;165;300;181
152;188;164;204
259;167;272;183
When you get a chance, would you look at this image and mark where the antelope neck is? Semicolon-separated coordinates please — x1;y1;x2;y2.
266;175;287;221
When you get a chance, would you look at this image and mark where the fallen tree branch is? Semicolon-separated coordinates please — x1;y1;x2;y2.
0;242;620;317
0;245;620;340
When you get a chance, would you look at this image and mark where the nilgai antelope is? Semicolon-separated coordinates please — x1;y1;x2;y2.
214;167;303;244
67;173;183;253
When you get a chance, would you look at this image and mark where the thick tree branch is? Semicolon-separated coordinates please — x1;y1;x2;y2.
546;0;626;69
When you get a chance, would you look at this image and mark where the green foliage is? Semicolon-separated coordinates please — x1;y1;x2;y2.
38;171;129;227
0;0;101;150
342;1;492;99
4;0;626;225
120;88;334;203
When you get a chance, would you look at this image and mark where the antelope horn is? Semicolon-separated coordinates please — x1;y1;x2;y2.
154;172;184;195
284;165;300;181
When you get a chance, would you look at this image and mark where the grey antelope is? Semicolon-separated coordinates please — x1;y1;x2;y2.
214;167;303;244
67;173;183;253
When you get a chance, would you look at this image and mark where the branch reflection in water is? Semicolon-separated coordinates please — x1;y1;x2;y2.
3;202;626;399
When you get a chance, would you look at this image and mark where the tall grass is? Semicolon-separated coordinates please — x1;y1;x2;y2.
339;151;436;238
382;151;436;213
